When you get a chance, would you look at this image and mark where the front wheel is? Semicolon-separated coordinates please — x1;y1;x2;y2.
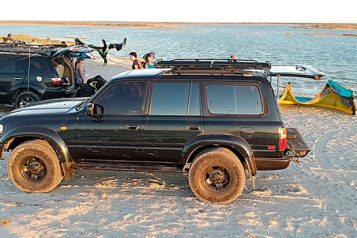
188;148;246;204
7;139;63;193
15;91;40;108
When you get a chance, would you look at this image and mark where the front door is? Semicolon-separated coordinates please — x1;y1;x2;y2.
143;82;204;163
74;81;148;161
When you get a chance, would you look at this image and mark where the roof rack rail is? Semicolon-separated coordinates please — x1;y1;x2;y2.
155;59;271;71
0;42;67;55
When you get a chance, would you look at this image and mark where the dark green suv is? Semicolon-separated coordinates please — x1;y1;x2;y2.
0;59;313;204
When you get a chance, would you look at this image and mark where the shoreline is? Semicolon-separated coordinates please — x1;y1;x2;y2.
0;21;356;30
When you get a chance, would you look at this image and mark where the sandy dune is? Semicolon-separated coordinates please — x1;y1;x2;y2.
0;58;356;237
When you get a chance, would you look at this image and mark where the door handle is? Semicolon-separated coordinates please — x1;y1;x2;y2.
188;125;200;131
127;125;138;130
14;77;23;80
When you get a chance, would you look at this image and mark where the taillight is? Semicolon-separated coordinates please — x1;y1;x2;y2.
279;127;287;151
51;77;62;86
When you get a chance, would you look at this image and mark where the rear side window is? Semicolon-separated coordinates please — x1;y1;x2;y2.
29;57;53;74
0;58;15;73
207;84;263;115
151;82;190;115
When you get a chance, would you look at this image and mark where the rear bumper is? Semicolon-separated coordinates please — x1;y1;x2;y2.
45;86;78;99
255;156;290;170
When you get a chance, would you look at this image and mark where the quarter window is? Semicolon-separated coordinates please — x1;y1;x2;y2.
96;82;147;115
207;84;263;115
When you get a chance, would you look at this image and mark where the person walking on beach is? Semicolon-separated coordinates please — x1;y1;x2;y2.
129;52;143;70
75;56;87;85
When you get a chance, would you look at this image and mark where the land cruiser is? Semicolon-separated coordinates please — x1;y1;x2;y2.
0;59;317;204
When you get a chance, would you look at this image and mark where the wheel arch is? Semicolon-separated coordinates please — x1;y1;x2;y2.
0;126;74;180
182;135;257;188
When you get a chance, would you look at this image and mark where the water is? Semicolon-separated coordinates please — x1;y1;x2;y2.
1;24;356;95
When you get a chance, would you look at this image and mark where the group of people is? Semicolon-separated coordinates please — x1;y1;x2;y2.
75;51;156;86
129;52;155;70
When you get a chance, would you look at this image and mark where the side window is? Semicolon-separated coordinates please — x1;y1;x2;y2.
189;83;200;116
150;82;190;115
96;82;147;115
207;84;263;115
0;58;16;73
30;57;52;74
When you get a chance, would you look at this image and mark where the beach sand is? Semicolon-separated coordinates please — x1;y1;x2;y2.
0;57;356;237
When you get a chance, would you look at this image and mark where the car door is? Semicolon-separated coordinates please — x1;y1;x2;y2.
74;81;148;160
0;55;25;103
143;81;204;163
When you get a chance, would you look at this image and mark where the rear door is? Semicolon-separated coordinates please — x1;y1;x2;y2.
143;81;204;163
0;55;25;103
203;81;279;156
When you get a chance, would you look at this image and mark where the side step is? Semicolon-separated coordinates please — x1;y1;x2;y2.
72;161;183;173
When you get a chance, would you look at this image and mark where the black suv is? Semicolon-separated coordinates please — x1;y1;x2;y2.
0;44;79;108
0;59;312;204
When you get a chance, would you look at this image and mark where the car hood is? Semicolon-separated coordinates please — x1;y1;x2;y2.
9;98;88;115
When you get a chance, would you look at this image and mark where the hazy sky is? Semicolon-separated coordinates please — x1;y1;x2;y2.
0;0;356;23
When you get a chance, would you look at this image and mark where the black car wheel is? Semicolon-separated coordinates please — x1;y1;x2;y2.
7;139;63;193
15;91;40;108
188;148;246;204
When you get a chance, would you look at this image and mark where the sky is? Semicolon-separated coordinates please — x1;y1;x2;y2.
0;0;356;23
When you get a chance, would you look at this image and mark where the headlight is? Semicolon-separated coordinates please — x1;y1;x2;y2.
0;124;3;134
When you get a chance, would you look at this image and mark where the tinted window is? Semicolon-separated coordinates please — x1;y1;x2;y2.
189;83;200;116
29;57;52;74
96;82;147;115
207;84;263;115
151;82;190;115
0;58;15;73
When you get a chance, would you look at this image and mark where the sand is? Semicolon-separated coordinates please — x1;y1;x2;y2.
0;57;356;237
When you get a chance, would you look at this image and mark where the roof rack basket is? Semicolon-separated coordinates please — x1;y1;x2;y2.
0;42;67;55
155;59;271;74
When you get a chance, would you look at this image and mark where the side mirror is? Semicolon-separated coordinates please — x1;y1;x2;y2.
87;103;104;121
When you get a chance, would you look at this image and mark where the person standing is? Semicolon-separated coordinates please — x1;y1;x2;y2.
129;52;143;70
75;57;87;85
144;52;155;68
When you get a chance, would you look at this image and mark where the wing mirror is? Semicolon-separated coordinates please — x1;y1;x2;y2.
87;103;104;121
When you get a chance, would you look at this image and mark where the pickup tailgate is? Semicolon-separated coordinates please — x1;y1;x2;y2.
285;128;310;157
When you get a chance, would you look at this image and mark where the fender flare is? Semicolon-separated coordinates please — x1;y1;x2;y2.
181;135;257;187
0;126;74;180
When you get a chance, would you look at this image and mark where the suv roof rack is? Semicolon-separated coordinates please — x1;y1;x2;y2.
155;59;271;75
0;42;66;55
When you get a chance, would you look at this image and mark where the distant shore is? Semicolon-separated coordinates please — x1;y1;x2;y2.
0;21;356;30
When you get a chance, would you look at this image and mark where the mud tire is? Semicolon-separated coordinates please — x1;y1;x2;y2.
7;139;63;193
188;148;246;204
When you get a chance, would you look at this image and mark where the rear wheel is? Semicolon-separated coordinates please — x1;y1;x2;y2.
188;148;246;204
7;139;63;193
15;91;40;108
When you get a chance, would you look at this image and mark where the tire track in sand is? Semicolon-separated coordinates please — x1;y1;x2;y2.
314;131;337;169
